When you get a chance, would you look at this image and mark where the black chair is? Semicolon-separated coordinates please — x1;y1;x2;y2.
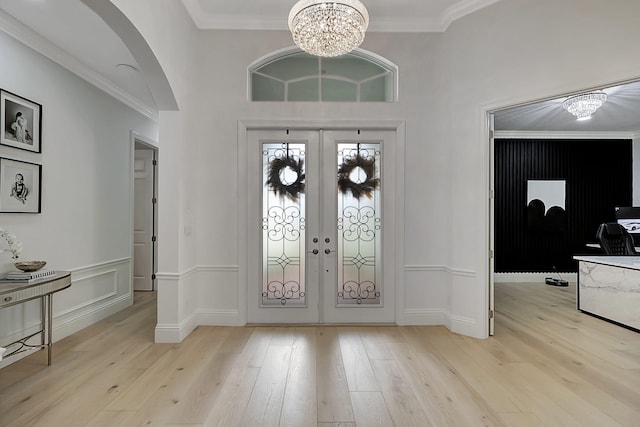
596;223;638;255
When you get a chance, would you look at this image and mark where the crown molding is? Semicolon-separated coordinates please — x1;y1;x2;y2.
0;10;158;121
368;19;447;33
182;0;286;32
495;130;638;140
441;0;501;30
182;0;500;33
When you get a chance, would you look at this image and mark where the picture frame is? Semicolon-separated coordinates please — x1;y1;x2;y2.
0;157;41;213
1;90;42;153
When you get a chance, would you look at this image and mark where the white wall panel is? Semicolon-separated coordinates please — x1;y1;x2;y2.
197;266;241;326
154;266;241;342
55;259;132;340
402;266;448;325
59;269;118;311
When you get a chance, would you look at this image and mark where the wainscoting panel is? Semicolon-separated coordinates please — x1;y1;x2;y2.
154;265;241;343
54;258;132;341
197;265;241;326
403;265;476;334
449;267;478;337
154;268;197;343
57;269;118;313
0;258;132;368
403;265;448;324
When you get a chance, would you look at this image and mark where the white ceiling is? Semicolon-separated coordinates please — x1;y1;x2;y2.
494;81;640;134
0;0;156;117
182;0;501;32
0;0;639;134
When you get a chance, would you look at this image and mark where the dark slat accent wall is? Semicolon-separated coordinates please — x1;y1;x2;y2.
495;139;632;273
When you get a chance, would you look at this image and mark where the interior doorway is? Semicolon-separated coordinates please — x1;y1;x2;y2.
488;78;640;336
247;128;397;324
133;140;158;291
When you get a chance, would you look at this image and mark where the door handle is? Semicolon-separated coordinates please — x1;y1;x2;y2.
308;249;319;255
324;248;335;254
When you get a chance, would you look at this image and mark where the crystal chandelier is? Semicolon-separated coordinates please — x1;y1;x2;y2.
562;92;607;121
288;0;370;57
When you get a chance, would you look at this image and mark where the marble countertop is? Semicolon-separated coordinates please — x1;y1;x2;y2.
574;255;640;270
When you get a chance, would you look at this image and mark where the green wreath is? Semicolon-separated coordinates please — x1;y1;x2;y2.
338;154;380;199
266;156;305;201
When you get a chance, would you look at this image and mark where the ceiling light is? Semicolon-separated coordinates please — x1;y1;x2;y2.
288;0;369;57
562;92;607;121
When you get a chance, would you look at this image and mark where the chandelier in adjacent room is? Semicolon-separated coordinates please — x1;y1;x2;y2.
562;92;608;121
288;0;370;57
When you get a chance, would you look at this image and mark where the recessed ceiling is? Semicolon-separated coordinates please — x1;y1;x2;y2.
0;0;503;120
1;0;640;134
0;0;157;118
494;81;640;134
181;0;502;32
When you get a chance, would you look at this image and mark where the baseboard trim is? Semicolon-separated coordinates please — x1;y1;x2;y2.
197;309;243;326
494;272;577;283
155;313;198;343
155;308;244;343
402;309;446;325
55;293;132;341
402;309;478;336
448;313;479;338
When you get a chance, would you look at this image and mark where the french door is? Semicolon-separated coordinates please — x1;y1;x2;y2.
247;128;396;324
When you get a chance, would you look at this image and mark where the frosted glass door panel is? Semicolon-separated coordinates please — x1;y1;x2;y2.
262;142;306;306
336;143;382;305
322;130;396;324
248;130;320;324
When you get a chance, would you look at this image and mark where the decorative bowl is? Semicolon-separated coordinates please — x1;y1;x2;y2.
14;261;47;272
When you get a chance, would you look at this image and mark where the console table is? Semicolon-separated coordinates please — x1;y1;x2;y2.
0;272;71;365
574;256;640;332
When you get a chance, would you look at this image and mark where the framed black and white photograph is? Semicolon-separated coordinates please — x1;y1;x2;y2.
1;90;42;153
0;157;41;213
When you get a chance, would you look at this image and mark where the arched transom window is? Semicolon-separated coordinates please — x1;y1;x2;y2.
250;49;397;102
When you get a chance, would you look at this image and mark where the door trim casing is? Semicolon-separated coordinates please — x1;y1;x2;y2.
130;131;159;294
238;120;406;325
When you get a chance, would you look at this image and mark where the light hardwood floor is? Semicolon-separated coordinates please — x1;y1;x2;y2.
1;283;639;426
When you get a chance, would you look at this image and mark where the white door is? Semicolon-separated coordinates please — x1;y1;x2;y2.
247;129;396;324
134;148;155;291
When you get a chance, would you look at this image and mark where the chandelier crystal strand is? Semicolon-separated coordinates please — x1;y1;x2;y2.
289;0;369;57
562;92;607;120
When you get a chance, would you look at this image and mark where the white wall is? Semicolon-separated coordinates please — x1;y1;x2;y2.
440;0;640;334
104;1;457;341
190;29;453;332
103;0;640;341
106;0;202;341
0;30;158;367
